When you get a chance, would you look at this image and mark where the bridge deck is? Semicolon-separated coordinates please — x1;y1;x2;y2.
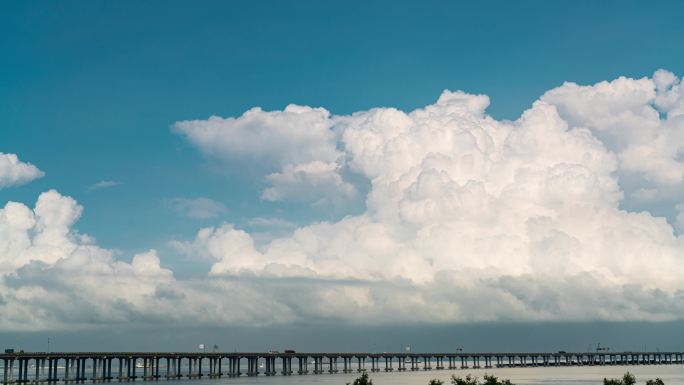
1;351;682;384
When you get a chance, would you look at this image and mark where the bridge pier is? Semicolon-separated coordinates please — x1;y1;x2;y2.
15;358;22;384
435;356;444;370
2;359;8;385
383;357;392;372
368;357;378;373
311;357;322;374
280;357;292;375
356;356;365;373
269;356;277;376
327;356;337;374
422;356;431;370
57;359;63;383
246;357;258;377
397;356;406;371
341;357;352;373
297;357;308;375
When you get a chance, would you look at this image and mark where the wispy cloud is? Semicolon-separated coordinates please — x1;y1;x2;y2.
166;197;227;219
244;217;297;229
89;180;121;191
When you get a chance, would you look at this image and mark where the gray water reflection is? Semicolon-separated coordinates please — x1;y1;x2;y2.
154;365;683;385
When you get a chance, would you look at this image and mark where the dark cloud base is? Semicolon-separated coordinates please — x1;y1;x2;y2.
3;321;683;353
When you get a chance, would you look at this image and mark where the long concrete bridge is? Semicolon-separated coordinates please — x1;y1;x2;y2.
2;351;683;384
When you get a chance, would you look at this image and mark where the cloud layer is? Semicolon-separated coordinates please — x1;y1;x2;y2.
3;71;684;331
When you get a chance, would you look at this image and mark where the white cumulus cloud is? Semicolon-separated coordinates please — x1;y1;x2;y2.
5;71;684;331
174;104;356;206
0;153;44;189
173;71;684;323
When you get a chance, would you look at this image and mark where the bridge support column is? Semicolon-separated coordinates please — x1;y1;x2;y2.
198;357;203;378
484;356;492;369
44;359;50;383
130;358;137;381
116;358;122;382
327;357;337;374
460;357;468;369
297;357;307;375
368;357;377;373
356;357;365;373
312;357;322;374
3;359;9;385
269;357;277;376
23;359;29;384
107;357;114;382
246;357;258;377
342;357;352;373
92;357;100;382
17;359;23;384
383;357;392;372
62;359;69;383
33;358;39;383
74;358;81;383
397;357;406;371
423;357;431;370
141;358;147;380
153;357;159;380
231;357;241;377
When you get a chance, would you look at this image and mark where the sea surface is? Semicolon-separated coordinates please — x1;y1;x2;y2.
132;365;684;385
4;364;684;385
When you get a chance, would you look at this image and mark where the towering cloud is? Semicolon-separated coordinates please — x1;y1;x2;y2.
175;70;684;322
3;71;684;331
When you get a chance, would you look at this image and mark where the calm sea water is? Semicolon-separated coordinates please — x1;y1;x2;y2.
168;365;683;385
4;364;683;385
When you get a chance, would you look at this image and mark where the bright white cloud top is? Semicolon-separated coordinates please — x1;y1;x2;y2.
3;71;684;330
0;152;44;189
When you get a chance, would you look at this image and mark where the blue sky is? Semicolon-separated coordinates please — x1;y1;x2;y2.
3;0;684;347
4;0;683;263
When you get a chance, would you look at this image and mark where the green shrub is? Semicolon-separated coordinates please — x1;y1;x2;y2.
603;372;659;385
346;373;372;385
622;372;636;385
451;374;480;385
429;380;445;385
450;374;514;385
